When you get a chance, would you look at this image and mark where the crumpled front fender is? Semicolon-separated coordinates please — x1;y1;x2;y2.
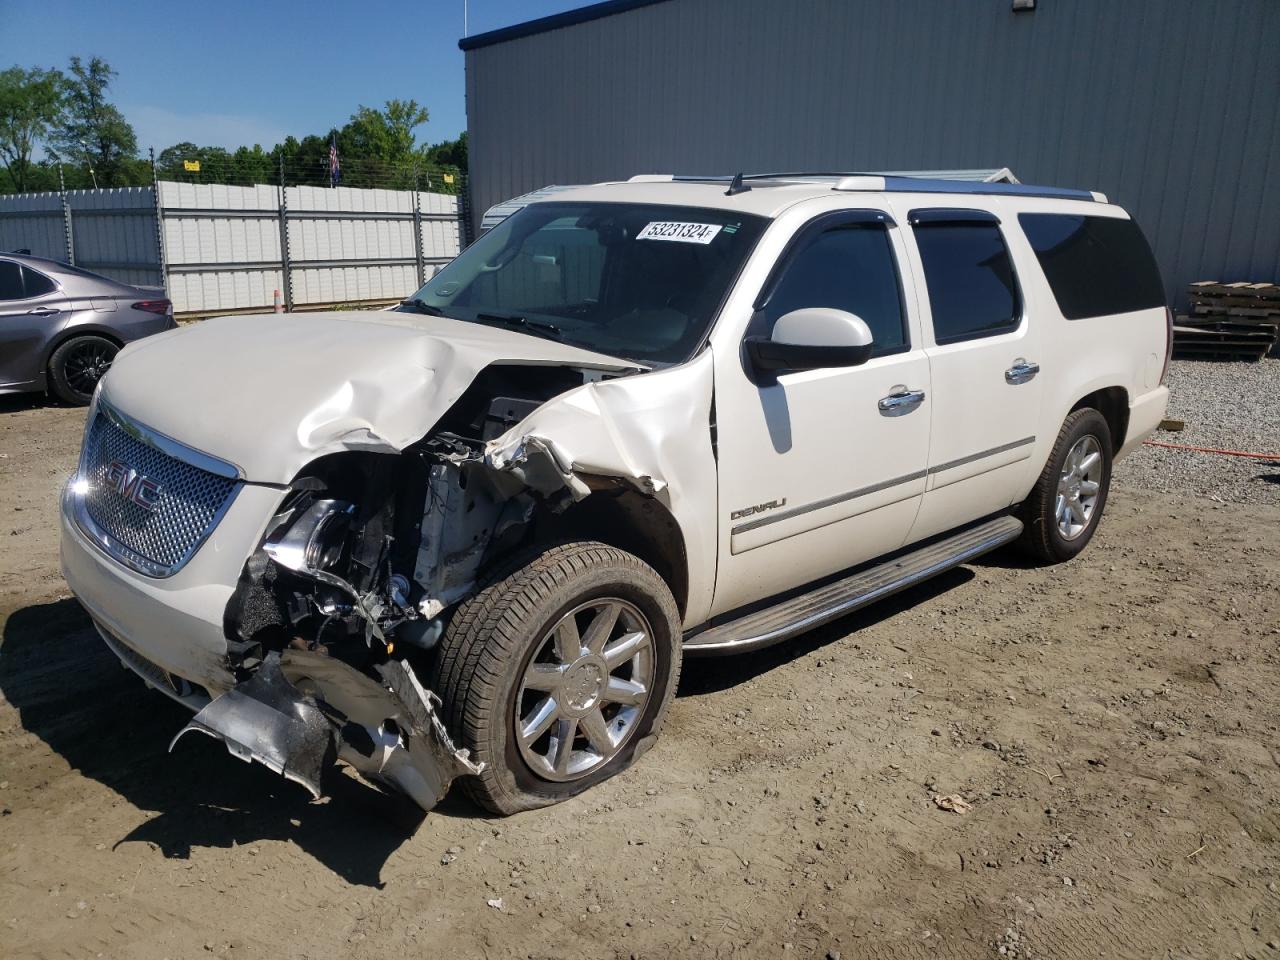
482;350;719;625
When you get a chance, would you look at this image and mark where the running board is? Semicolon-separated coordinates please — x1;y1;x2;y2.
684;515;1023;656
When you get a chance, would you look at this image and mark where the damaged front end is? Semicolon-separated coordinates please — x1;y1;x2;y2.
199;364;643;811
171;650;482;809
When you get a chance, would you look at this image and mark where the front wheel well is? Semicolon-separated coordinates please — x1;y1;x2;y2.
531;488;689;618
1070;387;1128;450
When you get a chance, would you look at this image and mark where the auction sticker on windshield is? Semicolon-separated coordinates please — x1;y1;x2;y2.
636;221;724;244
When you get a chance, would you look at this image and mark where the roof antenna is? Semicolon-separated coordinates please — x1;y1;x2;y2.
725;172;751;196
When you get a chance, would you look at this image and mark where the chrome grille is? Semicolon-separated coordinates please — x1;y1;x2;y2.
78;408;238;576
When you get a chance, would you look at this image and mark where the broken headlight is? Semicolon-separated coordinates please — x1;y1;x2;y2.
264;498;355;577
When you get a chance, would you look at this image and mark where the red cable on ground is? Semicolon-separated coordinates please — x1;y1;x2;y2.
1143;439;1279;460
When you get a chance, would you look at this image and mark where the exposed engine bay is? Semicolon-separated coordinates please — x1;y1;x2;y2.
176;362;667;810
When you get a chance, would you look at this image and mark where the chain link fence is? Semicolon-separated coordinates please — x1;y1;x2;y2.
0;152;473;317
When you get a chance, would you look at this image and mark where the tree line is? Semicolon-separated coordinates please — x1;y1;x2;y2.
0;57;467;195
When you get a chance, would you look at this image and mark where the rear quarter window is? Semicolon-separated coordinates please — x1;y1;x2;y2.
1019;213;1166;319
21;266;56;297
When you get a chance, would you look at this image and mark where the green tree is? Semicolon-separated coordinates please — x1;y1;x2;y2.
232;144;273;184
0;66;66;192
155;140;200;177
341;99;429;165
424;131;467;174
49;56;138;187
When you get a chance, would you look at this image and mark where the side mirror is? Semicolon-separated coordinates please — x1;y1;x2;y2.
745;308;874;376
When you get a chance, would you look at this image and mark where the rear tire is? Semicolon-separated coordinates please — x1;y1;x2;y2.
430;541;682;815
1016;408;1113;564
48;335;118;405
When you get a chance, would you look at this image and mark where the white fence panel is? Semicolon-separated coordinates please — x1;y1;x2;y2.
2;180;466;314
291;264;421;305
420;190;462;271
159;182;283;313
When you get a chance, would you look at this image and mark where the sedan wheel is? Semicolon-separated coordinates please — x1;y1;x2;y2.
49;335;119;405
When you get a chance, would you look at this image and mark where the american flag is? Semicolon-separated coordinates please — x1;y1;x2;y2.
328;134;341;188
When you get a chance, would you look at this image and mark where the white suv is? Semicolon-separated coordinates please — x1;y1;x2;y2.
60;173;1171;814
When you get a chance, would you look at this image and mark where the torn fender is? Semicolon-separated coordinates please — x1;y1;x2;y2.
483;350;720;626
170;650;482;812
102;311;639;484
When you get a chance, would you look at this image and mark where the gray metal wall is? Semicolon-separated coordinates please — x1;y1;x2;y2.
0;187;163;289
464;0;1280;304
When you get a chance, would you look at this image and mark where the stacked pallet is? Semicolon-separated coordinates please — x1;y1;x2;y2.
1173;281;1280;361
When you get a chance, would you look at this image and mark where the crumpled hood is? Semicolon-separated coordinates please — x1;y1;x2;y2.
101;311;637;484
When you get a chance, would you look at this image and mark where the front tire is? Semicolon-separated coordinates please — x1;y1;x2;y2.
48;335;118;405
1016;408;1113;564
430;542;682;814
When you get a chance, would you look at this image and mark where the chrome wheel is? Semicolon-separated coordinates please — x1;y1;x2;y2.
514;598;656;783
1056;435;1103;541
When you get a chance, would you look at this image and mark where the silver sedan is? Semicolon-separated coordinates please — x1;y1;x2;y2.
0;253;176;405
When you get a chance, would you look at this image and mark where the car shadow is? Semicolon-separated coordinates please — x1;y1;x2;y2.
678;566;974;696
0;393;59;414
0;598;428;888
968;542;1043;571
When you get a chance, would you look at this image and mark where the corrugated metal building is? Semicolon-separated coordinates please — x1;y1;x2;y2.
461;0;1280;305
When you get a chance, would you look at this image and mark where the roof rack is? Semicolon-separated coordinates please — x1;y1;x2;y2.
629;172;1104;203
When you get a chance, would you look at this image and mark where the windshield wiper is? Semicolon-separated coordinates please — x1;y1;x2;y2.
399;297;446;316
475;311;563;340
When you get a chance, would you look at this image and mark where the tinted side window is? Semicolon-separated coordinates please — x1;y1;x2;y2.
913;222;1020;344
764;224;907;355
21;266;56;297
1019;214;1166;319
0;261;23;301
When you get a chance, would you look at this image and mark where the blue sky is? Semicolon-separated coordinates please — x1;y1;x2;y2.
0;0;586;151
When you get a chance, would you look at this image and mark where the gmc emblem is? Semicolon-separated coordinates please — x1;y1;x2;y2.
105;459;163;511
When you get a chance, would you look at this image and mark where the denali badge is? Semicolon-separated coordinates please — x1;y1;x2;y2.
105;459;163;511
730;497;787;521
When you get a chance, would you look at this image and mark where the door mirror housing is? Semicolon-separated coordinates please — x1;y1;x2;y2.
745;308;875;375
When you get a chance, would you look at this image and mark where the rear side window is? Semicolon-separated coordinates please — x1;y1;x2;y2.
913;222;1020;343
763;223;907;355
0;261;22;300
21;266;56;297
1019;214;1166;319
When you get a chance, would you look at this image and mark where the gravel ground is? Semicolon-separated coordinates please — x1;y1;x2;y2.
2;398;1279;959
1113;358;1280;505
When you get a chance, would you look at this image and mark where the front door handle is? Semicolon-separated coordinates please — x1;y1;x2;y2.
878;387;926;416
26;306;60;317
1005;358;1040;384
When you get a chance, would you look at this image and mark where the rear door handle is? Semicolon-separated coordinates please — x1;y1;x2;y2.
878;387;926;416
1005;358;1040;384
26;306;60;317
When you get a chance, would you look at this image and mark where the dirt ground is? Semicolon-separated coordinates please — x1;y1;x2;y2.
1;392;1278;960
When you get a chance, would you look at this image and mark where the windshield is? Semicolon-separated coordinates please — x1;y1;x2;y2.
399;202;767;365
